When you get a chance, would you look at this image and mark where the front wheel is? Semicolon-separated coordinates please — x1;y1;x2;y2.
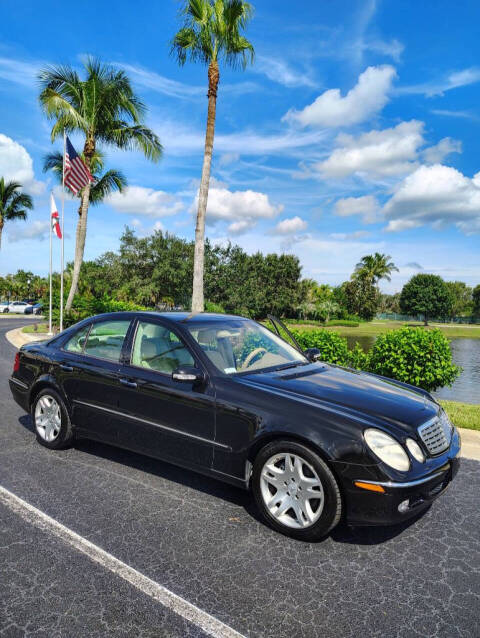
252;440;342;541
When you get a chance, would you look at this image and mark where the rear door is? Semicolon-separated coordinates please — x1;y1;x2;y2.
57;318;133;443
114;318;216;469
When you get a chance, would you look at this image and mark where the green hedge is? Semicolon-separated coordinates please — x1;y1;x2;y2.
49;295;148;329
291;326;460;392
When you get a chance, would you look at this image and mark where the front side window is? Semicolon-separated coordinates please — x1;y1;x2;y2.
187;320;307;374
83;320;131;362
131;321;194;374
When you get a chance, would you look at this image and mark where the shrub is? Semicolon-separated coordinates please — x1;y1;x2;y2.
204;300;225;313
291;328;350;366
50;294;148;329
367;327;460;392
324;320;360;327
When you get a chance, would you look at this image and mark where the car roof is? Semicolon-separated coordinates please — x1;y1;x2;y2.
87;311;248;324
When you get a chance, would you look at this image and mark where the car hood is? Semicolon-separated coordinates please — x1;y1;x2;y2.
238;362;439;432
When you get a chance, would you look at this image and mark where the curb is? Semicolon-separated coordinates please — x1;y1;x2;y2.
3;329;480;461
6;327;50;349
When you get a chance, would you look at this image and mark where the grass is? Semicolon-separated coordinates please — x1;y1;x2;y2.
440;400;480;432
22;323;49;334
287;319;480;340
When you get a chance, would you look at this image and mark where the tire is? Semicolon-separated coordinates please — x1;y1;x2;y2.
252;440;342;541
32;388;74;450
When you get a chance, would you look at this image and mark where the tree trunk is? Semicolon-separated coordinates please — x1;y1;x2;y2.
0;219;3;249
65;184;91;310
191;61;219;313
65;136;94;311
424;314;428;326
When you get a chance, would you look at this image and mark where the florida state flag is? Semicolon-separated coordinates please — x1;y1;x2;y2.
50;193;62;239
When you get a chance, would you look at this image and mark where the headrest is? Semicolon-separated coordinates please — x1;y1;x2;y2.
141;338;161;360
196;328;217;344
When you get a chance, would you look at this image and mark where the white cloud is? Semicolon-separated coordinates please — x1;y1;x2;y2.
273;216;308;235
431;109;479;121
397;67;480;97
0;134;44;194
315;120;424;178
7;220;49;243
334;195;380;223
218;153;240;167
108;186;183;218
284;65;396;128
0;57;38;87
383;164;480;234
330;230;371;240
254;55;316;88
155;119;328;156
422;137;462;164
117;62;258;99
190;183;283;235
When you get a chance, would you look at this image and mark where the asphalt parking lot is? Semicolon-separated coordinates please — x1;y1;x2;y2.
1;317;479;638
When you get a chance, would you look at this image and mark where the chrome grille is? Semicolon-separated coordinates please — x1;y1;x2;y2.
418;413;452;456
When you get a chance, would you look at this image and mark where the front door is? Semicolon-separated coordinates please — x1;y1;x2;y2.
115;319;215;469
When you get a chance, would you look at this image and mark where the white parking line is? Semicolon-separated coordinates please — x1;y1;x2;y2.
0;484;245;638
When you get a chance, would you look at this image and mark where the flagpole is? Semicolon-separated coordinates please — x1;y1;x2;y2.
60;130;66;332
48;194;53;336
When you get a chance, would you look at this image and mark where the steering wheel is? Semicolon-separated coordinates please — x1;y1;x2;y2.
241;347;267;370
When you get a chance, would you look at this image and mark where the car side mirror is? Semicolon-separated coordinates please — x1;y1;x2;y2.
172;366;205;384
304;347;321;362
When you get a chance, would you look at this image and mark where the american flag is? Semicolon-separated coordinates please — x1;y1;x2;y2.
64;136;94;195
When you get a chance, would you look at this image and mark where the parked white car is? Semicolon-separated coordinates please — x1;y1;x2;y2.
8;301;33;314
0;301;9;313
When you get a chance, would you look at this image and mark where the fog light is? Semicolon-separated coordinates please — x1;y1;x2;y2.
398;499;410;513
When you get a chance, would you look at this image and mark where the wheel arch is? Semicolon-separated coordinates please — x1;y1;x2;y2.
29;376;71;415
246;431;340;488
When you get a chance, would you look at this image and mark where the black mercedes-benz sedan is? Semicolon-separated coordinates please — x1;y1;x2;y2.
9;312;461;541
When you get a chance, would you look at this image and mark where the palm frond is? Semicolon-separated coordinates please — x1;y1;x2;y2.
90;169;127;205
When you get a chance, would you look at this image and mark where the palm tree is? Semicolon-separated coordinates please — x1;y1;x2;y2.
354;253;399;286
172;0;254;312
38;58;163;310
0;178;33;249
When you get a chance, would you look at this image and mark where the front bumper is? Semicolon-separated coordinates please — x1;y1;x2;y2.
340;429;461;526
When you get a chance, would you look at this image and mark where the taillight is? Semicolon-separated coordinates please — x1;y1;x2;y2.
13;352;20;373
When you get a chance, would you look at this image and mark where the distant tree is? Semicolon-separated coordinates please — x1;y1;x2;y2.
343;276;380;321
0;178;33;249
445;281;473;316
400;274;453;325
172;0;255;312
473;284;480;316
354;253;398;287
379;292;401;314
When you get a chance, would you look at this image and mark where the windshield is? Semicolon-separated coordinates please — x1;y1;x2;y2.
187;319;307;374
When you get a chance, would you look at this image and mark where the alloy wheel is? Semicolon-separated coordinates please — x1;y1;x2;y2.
35;395;61;443
260;452;325;529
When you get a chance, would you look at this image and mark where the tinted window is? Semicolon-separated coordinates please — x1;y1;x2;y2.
131;321;194;374
83;320;131;362
64;324;91;353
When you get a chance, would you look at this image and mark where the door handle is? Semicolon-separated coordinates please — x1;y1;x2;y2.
119;378;137;389
60;364;74;372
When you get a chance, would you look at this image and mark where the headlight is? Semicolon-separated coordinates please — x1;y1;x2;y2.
364;428;410;471
405;438;425;463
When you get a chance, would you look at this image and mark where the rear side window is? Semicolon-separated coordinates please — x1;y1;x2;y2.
83;320;131;362
64;324;91;353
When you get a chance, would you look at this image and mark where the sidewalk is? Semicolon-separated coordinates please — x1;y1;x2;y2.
4;326;480;461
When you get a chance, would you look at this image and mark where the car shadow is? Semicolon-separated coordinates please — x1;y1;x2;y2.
18;413;429;545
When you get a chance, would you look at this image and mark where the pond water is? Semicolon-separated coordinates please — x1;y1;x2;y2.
345;336;480;405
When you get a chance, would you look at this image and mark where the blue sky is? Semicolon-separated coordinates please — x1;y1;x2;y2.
0;0;479;292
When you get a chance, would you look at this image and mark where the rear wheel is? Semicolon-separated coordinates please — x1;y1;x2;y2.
32;388;73;449
252;440;342;541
